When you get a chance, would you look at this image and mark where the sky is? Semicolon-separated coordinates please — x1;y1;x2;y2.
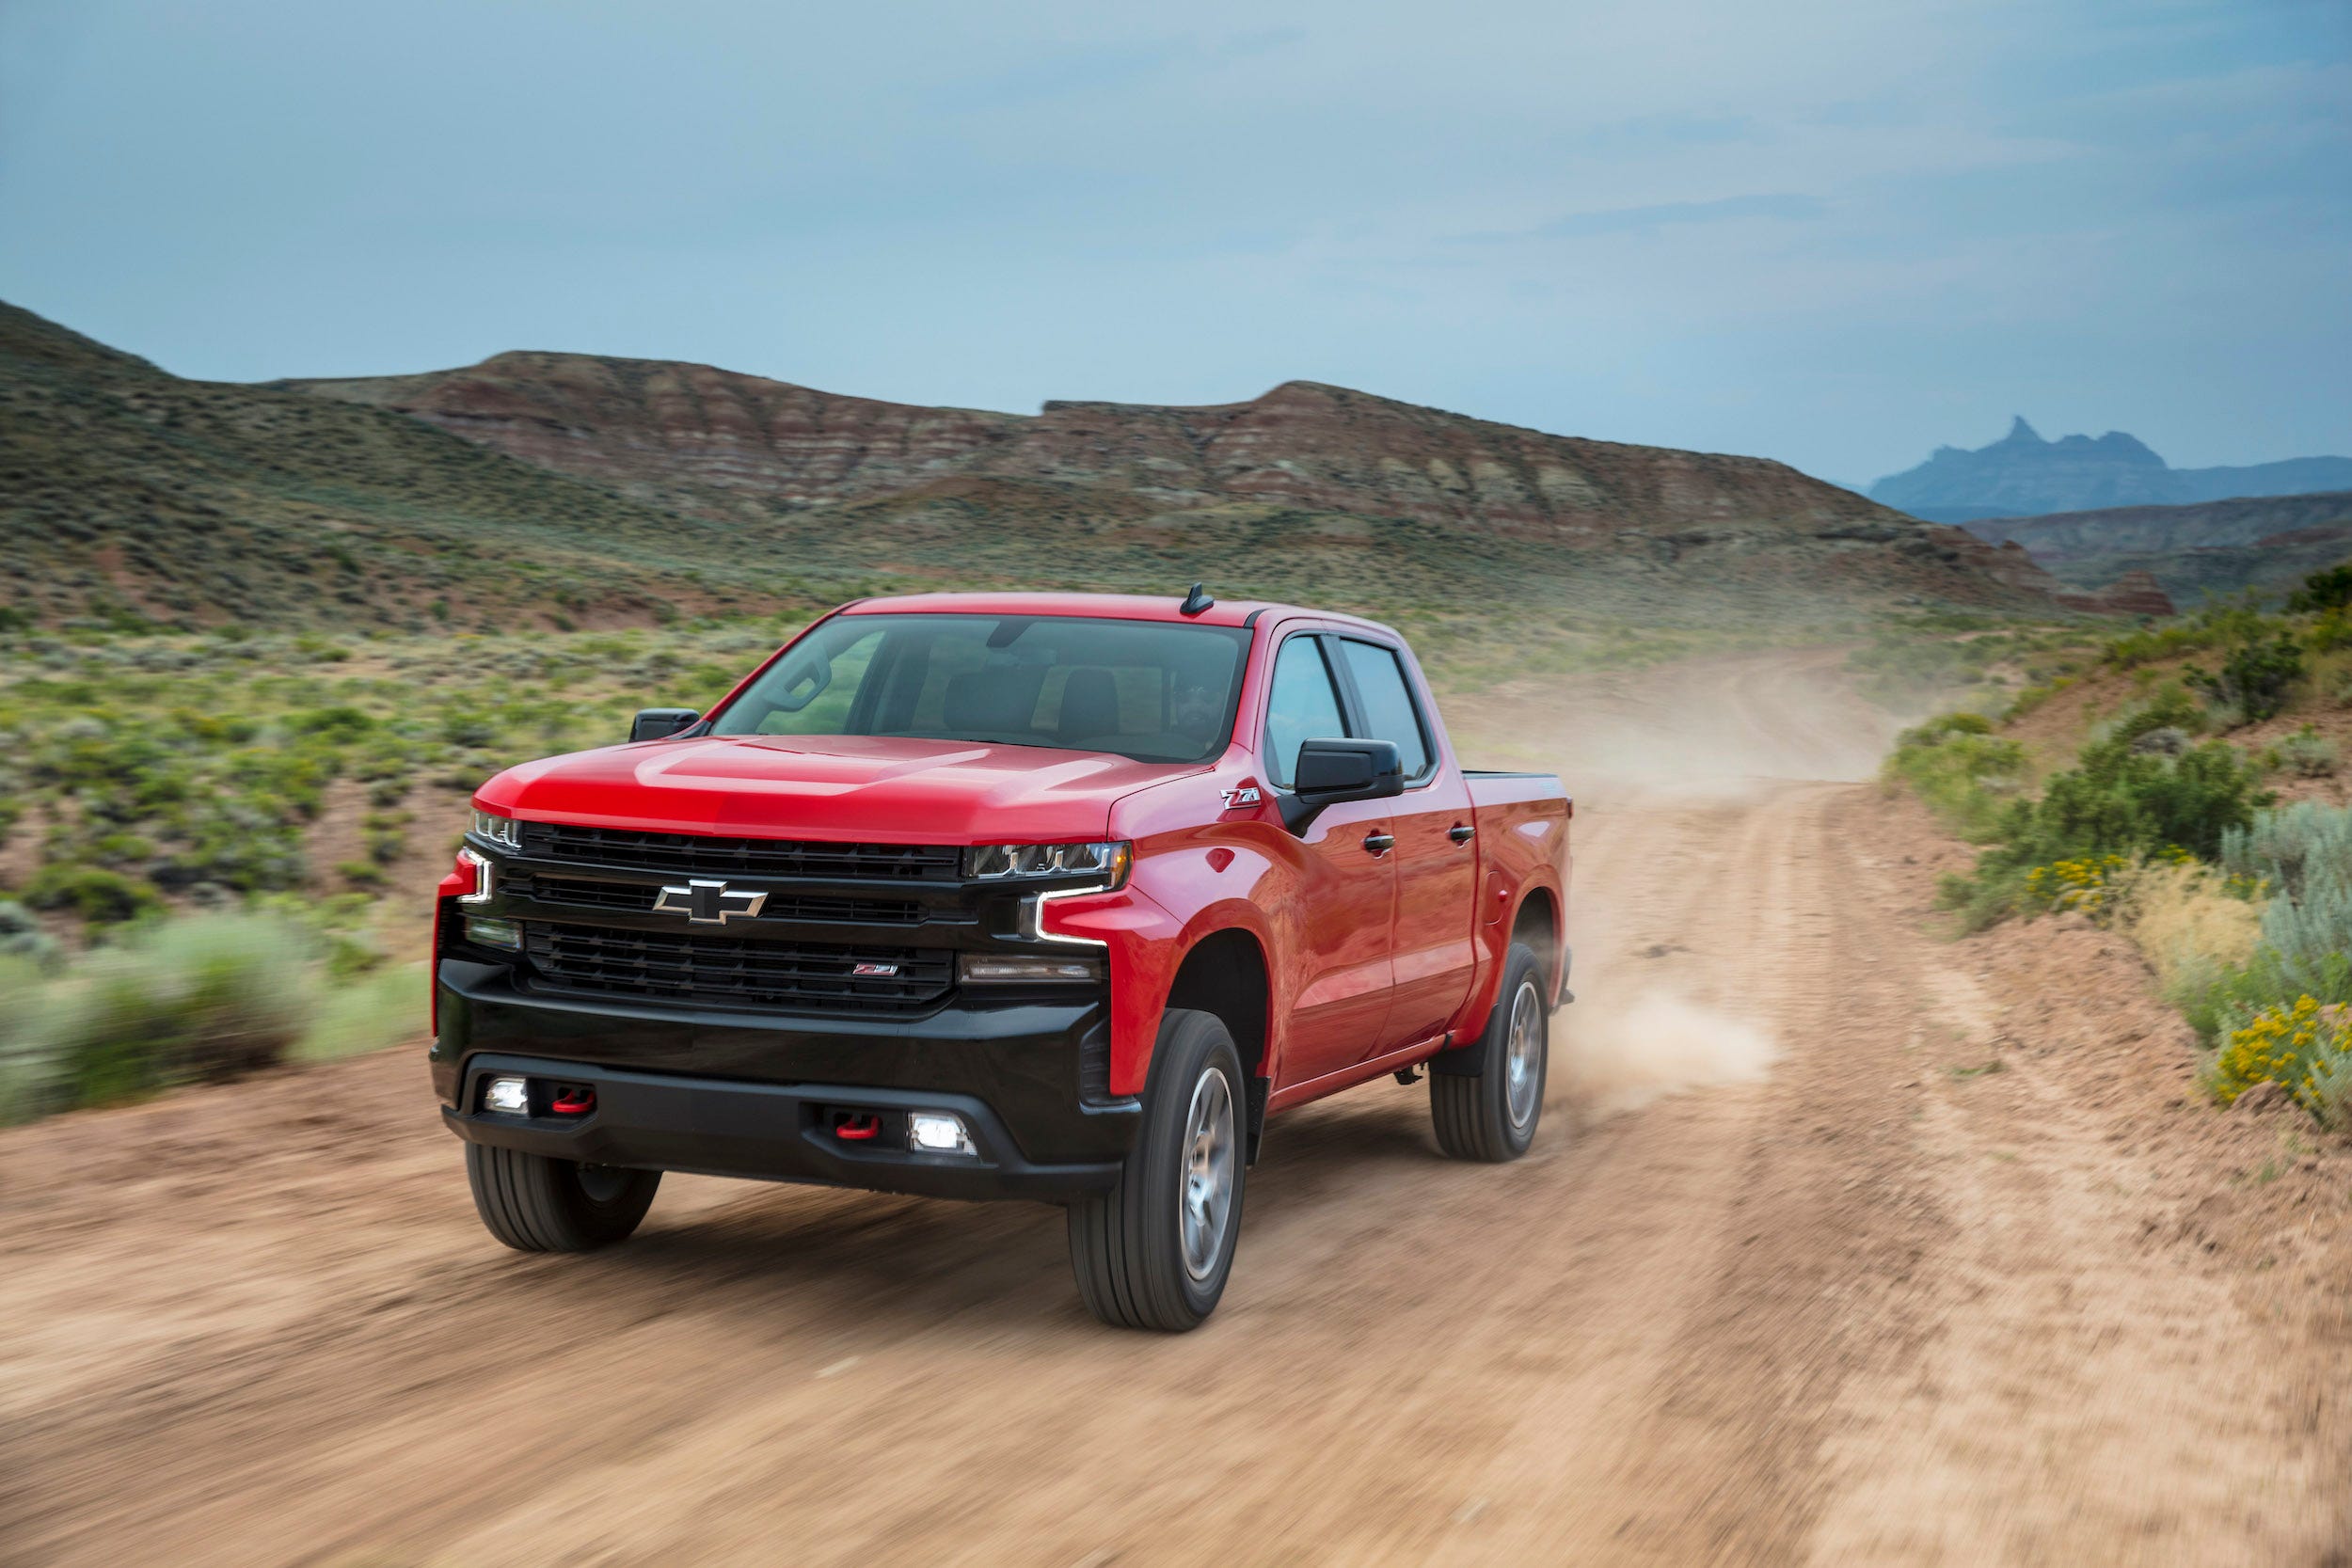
1;0;2345;486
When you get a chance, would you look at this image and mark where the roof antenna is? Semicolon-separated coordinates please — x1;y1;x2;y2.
1179;581;1214;617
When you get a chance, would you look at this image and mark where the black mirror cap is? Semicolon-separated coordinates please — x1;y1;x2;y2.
630;707;702;743
1281;738;1405;832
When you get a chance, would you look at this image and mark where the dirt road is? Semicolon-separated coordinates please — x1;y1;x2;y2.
5;652;2347;1566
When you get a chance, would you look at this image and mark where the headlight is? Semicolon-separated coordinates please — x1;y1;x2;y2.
962;841;1131;885
469;808;522;850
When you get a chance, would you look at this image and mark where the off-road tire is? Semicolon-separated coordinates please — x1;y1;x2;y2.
1068;1009;1247;1331
1432;942;1549;1162
466;1144;661;1252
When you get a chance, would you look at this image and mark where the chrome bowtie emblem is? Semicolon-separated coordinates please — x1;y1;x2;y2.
654;879;768;924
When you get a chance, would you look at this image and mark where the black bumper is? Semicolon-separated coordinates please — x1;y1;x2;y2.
432;959;1138;1202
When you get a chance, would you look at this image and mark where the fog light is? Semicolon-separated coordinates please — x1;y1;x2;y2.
958;954;1102;984
466;915;521;950
908;1112;977;1157
484;1076;530;1114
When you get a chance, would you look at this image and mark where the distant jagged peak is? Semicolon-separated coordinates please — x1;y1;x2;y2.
2001;415;2043;445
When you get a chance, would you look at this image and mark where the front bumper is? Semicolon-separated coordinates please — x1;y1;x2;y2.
445;1053;1125;1200
432;958;1139;1201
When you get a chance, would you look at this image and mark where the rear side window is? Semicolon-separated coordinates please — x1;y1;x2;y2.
1337;639;1433;781
1263;636;1347;788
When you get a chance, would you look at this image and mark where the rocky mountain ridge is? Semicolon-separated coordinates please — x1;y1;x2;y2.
0;298;2103;630
279;350;2071;613
1869;417;2352;525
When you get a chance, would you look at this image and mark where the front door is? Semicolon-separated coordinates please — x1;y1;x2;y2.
1262;631;1395;1087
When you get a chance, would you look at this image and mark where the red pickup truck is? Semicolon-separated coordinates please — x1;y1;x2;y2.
433;589;1570;1329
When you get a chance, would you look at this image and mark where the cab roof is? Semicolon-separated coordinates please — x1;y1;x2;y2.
838;590;1398;638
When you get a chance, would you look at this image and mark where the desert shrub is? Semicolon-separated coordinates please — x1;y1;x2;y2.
2185;633;2305;725
1883;713;2025;842
2272;725;2340;779
2002;678;2069;721
2223;800;2352;904
2104;603;2276;671
2023;851;2181;921
2179;803;2352;1040
438;709;499;747
34;913;319;1108
1937;722;2267;930
361;809;410;864
150;796;309;893
2288;562;2352;616
0;954;59;1123
286;705;376;743
2204;997;2352;1121
23;863;163;926
2109;682;2203;741
2000;735;2264;867
0;900;61;969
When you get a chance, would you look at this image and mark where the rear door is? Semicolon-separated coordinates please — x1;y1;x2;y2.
1262;629;1396;1087
1329;636;1479;1055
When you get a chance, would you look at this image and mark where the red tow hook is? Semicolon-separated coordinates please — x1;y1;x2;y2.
550;1088;596;1116
834;1114;881;1142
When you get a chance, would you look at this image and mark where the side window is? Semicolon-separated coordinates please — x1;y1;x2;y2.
1336;640;1432;781
1263;636;1346;788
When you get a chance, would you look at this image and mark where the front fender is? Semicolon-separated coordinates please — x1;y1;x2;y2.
1042;866;1282;1100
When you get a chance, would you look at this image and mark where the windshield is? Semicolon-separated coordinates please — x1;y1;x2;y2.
708;613;1252;765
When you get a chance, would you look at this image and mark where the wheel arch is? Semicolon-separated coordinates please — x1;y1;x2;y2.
1510;882;1565;1003
1161;926;1273;1161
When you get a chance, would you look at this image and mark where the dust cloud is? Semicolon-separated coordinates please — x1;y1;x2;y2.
1555;991;1780;1118
1446;650;1886;1122
1449;647;1911;802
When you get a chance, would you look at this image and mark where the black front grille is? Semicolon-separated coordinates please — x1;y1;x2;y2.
505;873;923;926
520;822;960;882
522;924;952;1014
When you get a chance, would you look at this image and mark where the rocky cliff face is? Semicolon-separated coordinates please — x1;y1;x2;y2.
2054;571;2176;619
281;355;2071;612
1967;491;2352;558
1869;418;2352;524
1961;492;2352;609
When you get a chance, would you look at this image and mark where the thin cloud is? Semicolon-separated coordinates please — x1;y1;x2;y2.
1523;193;1829;240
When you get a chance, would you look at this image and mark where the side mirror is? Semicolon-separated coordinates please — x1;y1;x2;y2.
1280;737;1404;834
630;707;702;742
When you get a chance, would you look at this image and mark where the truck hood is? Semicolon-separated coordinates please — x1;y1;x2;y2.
478;733;1200;844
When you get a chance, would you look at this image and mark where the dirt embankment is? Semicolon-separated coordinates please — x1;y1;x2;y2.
2;651;2347;1566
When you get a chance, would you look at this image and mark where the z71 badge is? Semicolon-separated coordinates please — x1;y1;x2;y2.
1220;785;1263;809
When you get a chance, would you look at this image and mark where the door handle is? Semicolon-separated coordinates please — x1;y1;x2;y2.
1448;824;1475;845
1362;832;1395;856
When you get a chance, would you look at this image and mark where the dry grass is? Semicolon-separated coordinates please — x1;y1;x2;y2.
2118;860;2265;996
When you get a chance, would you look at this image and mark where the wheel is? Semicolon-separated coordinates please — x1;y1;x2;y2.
465;1143;661;1252
1431;942;1549;1162
1068;1008;1247;1331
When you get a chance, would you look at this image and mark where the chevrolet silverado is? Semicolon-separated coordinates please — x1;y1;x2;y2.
433;588;1570;1330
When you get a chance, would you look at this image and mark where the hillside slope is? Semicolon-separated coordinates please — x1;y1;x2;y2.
280;348;2070;615
5;299;2076;629
0;303;793;629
